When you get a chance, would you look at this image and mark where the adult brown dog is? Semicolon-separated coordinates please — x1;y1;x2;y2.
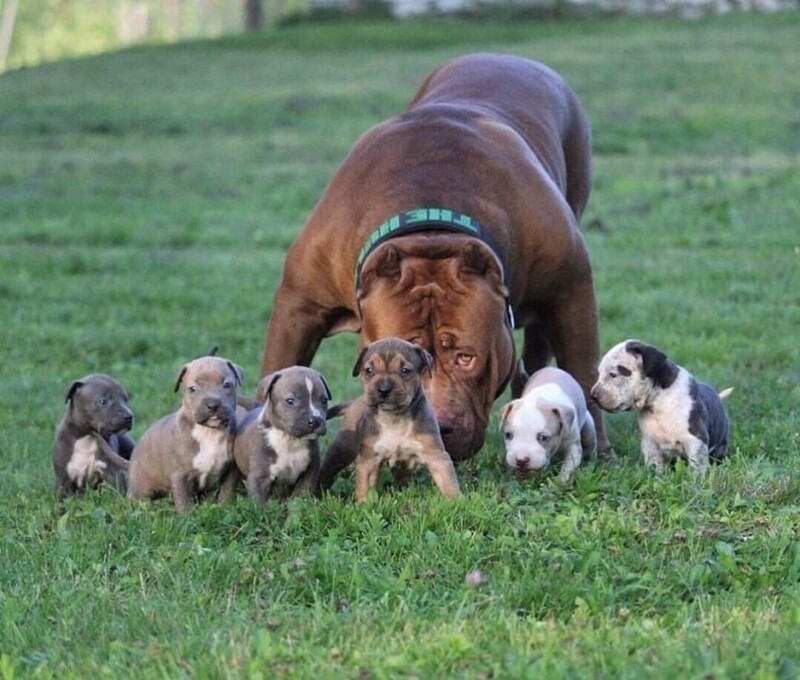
260;53;609;460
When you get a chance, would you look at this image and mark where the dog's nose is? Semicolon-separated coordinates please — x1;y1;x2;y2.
515;457;530;468
377;382;393;398
123;414;134;429
437;418;455;435
206;400;220;413
308;415;323;430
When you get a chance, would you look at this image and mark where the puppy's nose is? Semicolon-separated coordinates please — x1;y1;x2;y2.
308;415;323;430
206;400;220;413
123;414;134;429
515;457;530;468
377;382;393;398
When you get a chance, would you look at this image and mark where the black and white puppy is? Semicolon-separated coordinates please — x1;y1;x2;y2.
591;339;732;474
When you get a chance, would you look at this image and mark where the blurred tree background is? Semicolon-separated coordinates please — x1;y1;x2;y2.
0;0;307;71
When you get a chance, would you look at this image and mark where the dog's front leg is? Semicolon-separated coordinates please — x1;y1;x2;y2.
319;429;359;491
292;454;320;498
170;471;196;514
641;438;666;474
424;446;461;498
558;442;582;483
218;465;240;502
261;288;332;375
354;451;380;502
684;439;709;476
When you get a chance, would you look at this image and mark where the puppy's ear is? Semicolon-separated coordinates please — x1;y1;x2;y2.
318;374;333;401
551;405;575;433
413;344;435;377
625;340;678;388
259;372;281;401
226;361;245;387
499;400;518;430
352;346;369;377
65;380;84;403
359;245;402;295
173;365;189;393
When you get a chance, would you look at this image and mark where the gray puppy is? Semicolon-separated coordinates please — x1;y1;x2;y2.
226;366;331;501
53;374;135;498
128;356;244;513
591;339;732;474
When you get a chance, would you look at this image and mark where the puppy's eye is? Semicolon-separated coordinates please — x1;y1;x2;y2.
537;433;550;444
98;398;109;407
456;353;475;369
188;385;198;393
400;365;413;377
285;397;297;407
364;366;374;377
504;431;513;441
222;380;234;389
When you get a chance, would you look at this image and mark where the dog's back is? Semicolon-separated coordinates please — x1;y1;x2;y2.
690;380;731;462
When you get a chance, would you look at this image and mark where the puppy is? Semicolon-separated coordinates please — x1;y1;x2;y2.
319;338;460;501
128;356;244;513
591;339;732;474
53;374;135;498
227;367;330;501
500;366;596;482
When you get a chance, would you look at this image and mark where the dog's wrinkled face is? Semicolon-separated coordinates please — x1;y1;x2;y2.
259;367;331;439
500;398;569;475
175;356;243;429
66;374;134;437
358;236;515;459
353;338;432;413
591;339;673;413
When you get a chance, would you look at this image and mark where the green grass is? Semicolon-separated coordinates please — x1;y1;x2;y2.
1;12;799;678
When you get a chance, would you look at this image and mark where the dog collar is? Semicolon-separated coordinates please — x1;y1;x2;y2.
355;208;515;328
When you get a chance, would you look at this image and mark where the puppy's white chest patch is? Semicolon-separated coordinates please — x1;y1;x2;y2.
265;427;311;485
373;414;424;466
639;373;694;455
192;425;231;489
67;435;106;485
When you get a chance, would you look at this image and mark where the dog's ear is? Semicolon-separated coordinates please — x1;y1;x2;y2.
625;340;677;388
351;346;370;377
260;372;281;401
499;400;518;431
458;242;507;292
173;365;189;393
318;374;333;401
551;405;575;433
412;344;435;377
226;361;245;387
359;245;402;296
64;380;84;403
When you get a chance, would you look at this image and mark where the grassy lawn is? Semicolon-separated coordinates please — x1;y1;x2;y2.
1;12;799;678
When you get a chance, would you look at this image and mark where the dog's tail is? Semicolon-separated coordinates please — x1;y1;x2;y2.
327;401;353;420
718;388;733;400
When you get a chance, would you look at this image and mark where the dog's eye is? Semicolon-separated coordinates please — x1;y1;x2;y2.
400;365;413;376
455;353;475;369
537;433;550;444
285;397;297;407
222;380;234;389
98;398;109;407
504;431;513;441
188;385;198;393
363;366;374;377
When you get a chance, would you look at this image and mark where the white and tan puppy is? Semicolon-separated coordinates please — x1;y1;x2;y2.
128;356;244;513
591;339;731;475
500;366;596;482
